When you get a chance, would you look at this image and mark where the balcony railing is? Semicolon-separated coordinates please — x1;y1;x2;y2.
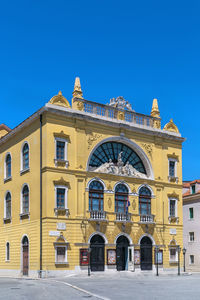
140;214;155;223
115;212;131;222
73;98;159;129
89;210;107;221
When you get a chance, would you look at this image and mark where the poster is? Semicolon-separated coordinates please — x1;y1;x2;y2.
80;248;89;266
154;249;163;264
134;250;140;265
107;249;116;265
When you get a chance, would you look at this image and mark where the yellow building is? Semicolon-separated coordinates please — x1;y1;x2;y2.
0;78;185;277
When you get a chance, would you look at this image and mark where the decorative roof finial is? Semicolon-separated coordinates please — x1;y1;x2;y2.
72;77;83;99
151;98;160;118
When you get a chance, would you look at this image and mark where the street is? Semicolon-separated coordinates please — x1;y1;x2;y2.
0;272;199;300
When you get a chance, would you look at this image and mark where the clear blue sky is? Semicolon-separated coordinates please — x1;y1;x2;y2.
0;0;199;180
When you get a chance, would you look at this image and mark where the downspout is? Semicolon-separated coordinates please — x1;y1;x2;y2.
39;114;43;277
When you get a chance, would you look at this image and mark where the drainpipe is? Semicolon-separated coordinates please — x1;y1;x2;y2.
39;114;43;277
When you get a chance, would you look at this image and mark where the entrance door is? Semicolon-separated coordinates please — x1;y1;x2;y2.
90;235;105;271
22;236;29;276
140;236;152;270
116;236;129;271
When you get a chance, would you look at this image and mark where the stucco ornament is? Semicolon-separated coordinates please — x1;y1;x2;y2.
163;119;179;133
142;143;153;158
87;133;102;149
89;152;148;179
108;96;134;111
49;91;71;108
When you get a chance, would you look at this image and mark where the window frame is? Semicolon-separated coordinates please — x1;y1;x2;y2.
189;232;195;242
20;184;30;216
139;186;151;216
89;180;104;212
168;158;177;181
21;142;30;172
4;191;11;220
115;184;129;214
190;255;194;265
4;152;12;180
189;207;194;220
54;137;69;167
55;245;68;264
55;185;68;210
168;198;177;218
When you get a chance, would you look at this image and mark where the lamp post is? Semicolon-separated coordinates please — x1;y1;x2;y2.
88;247;91;276
155;246;159;276
177;246;181;276
182;248;186;272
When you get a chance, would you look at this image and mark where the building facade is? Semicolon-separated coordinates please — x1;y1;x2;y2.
0;78;184;277
183;180;200;271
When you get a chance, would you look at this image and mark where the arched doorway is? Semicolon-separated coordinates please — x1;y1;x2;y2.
116;235;130;271
22;236;29;276
140;236;152;270
90;235;105;271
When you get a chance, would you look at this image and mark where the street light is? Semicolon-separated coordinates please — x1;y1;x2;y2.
177;246;181;276
182;248;186;272
155;246;159;276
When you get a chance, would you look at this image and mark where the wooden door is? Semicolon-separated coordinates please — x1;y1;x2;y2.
23;245;28;276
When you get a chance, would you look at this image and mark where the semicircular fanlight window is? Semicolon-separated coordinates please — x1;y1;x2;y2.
89;142;146;174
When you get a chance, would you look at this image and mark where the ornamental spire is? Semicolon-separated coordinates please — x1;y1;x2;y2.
72;77;83;99
151;98;160;118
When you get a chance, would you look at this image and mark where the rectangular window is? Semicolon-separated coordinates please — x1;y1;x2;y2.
169;160;175;177
191;185;196;194
56;141;65;160
189;207;194;219
170;249;176;262
189;232;194;242
56;247;66;263
190;255;194;264
56;188;65;209
6;243;10;261
170;200;176;217
6;199;11;219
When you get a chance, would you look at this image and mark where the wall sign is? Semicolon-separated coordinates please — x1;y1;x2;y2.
107;249;116;265
170;228;176;235
80;249;89;266
57;223;66;230
49;231;60;237
134;250;140;265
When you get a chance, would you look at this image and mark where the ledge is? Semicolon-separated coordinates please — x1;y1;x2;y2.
55;262;69;265
3;217;11;224
54;159;69;168
20;168;30;175
54;208;69;217
19;212;30;219
4;176;12;183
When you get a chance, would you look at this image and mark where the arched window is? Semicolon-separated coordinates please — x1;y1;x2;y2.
6;242;10;261
22;185;29;214
139;186;151;215
115;184;129;213
5;153;11;178
89;181;104;211
5;192;11;219
22;143;29;170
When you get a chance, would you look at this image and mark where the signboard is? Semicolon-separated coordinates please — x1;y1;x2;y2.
107;249;116;265
57;223;66;230
49;231;60;237
170;228;176;235
80;249;89;266
154;249;163;264
134;250;140;265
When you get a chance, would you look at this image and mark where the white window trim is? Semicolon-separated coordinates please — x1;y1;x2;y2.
55;185;68;209
6;242;10;262
168;158;178;182
169;247;178;263
54;137;69;168
20;183;30;215
189;232;195;242
20;141;30;172
4;191;11;220
190;184;196;194
4;152;12;180
55;244;68;264
168;198;178;218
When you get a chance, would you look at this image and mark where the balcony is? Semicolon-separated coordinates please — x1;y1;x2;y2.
139;214;155;224
73;97;159;129
115;212;132;223
89;210;107;222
